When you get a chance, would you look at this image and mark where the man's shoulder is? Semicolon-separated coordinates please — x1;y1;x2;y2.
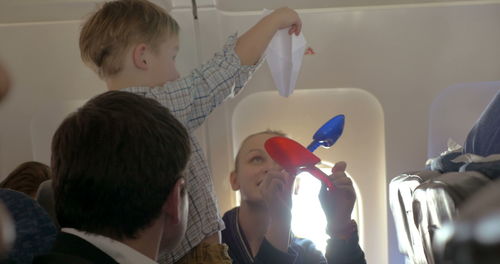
33;233;118;264
33;252;94;264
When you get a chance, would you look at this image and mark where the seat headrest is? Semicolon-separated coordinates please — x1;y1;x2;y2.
0;189;57;263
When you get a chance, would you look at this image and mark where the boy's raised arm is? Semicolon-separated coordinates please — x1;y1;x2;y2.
235;7;302;66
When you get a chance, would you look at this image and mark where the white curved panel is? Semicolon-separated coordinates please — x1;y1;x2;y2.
231;88;386;263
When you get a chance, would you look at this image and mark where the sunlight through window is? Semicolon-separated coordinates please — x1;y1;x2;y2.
291;167;360;254
234;165;361;254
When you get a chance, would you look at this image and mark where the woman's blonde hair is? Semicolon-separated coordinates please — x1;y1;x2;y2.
234;130;287;172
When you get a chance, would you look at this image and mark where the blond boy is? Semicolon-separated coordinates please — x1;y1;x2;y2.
79;0;302;263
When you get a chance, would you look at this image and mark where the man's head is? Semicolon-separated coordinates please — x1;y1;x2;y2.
80;0;180;85
0;161;51;198
51;91;190;249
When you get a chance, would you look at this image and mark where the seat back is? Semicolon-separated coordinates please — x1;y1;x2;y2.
0;189;57;263
389;170;441;263
434;178;500;264
412;171;490;264
35;180;58;227
0;201;15;260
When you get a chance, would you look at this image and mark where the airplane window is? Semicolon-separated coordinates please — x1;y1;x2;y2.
230;88;382;260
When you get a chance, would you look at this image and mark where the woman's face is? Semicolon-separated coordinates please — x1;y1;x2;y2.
230;133;286;203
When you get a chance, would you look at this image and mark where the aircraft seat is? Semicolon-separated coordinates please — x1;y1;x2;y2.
412;171;490;264
390;151;496;264
35;180;58;228
390;170;441;264
0;189;57;263
433;178;500;264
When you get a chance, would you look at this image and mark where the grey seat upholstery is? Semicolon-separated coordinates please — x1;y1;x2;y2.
35;180;58;227
0;189;57;263
434;178;500;264
389;170;441;264
412;171;490;264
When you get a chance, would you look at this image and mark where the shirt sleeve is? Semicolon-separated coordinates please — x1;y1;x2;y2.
128;33;263;132
325;232;366;264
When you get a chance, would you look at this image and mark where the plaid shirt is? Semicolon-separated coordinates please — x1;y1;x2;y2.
122;34;262;263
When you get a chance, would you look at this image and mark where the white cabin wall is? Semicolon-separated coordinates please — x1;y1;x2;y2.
0;1;201;175
0;1;500;263
196;2;500;264
0;21;104;176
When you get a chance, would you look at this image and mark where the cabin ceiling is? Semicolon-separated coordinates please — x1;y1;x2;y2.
0;0;173;24
215;0;500;11
2;0;500;23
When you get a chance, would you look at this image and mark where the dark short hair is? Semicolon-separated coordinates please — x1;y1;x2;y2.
0;161;51;198
51;91;190;240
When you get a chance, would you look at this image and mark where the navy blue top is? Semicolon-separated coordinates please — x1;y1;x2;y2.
0;189;57;264
222;207;366;264
464;91;500;156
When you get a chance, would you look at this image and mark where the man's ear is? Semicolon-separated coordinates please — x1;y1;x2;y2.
229;171;240;191
132;43;149;70
163;178;185;225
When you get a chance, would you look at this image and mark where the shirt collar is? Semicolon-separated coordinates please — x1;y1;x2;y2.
62;228;158;264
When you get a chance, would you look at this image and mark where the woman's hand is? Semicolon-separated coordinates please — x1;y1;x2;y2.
259;168;293;221
260;168;294;252
318;161;357;237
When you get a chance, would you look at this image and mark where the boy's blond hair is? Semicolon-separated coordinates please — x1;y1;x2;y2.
79;0;179;79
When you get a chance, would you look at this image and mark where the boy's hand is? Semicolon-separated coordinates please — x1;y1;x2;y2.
318;161;356;235
236;7;302;65
267;7;302;35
